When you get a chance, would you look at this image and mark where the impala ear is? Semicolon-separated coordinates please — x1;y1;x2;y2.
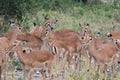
79;23;81;26
33;22;37;27
79;23;83;28
44;16;49;20
109;33;112;37
53;19;58;24
9;21;16;28
97;32;100;34
107;33;112;37
86;23;90;26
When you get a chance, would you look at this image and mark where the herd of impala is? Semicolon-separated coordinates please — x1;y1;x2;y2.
0;19;120;80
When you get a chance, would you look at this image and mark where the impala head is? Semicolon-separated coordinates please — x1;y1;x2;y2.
15;27;25;34
78;34;87;44
8;21;22;32
106;33;113;40
9;21;19;28
84;23;90;32
107;32;112;37
114;39;120;50
94;32;101;38
78;34;93;51
79;23;91;37
5;41;19;58
105;34;120;51
6;22;26;43
43;19;58;32
6;40;32;55
79;32;93;45
84;35;94;47
9;21;24;32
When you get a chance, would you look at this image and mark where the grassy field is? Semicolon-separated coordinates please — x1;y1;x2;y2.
0;1;120;80
5;55;120;80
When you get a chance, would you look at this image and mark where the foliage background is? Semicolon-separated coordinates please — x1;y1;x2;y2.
0;0;120;36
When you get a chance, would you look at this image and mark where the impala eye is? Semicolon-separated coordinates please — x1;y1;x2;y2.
23;50;26;53
13;42;17;46
90;38;92;40
81;37;84;39
19;27;21;29
44;30;48;34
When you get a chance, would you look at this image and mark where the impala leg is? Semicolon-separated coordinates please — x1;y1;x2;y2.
0;66;1;80
23;67;28;80
60;51;67;73
2;61;7;80
111;57;115;80
89;54;92;69
3;70;6;80
40;69;47;80
96;64;100;80
103;64;107;80
74;55;78;70
29;68;34;80
77;53;81;71
48;61;54;80
0;65;5;80
66;54;71;68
